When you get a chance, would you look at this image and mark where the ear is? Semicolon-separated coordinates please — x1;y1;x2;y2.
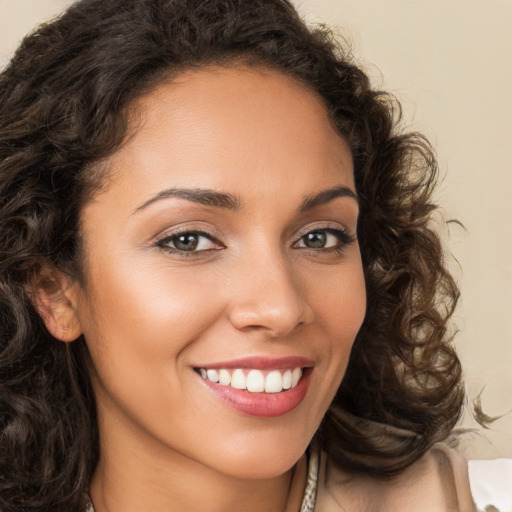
30;267;83;342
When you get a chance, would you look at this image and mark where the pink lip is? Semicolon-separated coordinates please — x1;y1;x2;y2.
194;356;314;371
195;357;314;418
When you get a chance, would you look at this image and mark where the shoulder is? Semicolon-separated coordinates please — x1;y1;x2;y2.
314;444;475;512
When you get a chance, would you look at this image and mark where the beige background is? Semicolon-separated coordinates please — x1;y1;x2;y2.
1;0;510;459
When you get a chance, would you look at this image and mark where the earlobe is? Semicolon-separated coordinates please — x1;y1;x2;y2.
29;267;83;343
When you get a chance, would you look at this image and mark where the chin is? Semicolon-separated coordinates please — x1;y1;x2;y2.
203;432;311;480
220;456;301;480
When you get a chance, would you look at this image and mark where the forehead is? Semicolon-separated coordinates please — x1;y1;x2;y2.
91;65;354;210
134;64;331;131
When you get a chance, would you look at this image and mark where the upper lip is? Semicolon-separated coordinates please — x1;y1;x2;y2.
194;356;314;370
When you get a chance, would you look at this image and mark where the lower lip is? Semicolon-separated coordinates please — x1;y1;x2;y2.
198;369;312;418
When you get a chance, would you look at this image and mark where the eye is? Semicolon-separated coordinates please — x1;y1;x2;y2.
156;230;222;254
294;227;355;251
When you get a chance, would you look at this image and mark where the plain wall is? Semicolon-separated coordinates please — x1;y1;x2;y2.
1;0;510;459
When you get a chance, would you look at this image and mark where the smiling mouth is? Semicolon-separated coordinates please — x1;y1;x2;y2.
195;367;304;393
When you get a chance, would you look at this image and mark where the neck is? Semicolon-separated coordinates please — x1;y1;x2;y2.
89;418;307;512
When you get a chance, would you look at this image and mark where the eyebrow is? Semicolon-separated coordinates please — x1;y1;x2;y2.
133;184;357;214
133;188;241;213
299;185;358;212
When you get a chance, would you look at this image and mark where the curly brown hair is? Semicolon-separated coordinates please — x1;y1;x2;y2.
0;0;463;510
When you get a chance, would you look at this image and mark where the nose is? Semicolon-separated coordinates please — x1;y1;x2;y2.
227;250;314;338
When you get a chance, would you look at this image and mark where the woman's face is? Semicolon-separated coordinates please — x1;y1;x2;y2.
72;66;366;479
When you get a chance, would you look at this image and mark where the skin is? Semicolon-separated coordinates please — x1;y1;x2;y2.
42;66;366;512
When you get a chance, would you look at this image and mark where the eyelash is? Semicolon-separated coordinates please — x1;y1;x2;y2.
154;225;356;257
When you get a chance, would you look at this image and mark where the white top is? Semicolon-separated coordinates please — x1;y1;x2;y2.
468;458;512;512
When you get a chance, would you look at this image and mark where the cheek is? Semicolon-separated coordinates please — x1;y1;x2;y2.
79;256;225;354
74;255;231;415
316;260;366;339
313;258;366;384
75;258;226;425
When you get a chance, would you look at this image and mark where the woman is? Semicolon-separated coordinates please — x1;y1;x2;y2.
0;0;475;510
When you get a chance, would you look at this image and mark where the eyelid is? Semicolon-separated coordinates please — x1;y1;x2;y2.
293;223;355;242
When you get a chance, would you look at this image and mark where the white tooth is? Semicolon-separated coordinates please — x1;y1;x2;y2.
246;369;264;392
282;370;292;390
231;369;246;389
206;369;219;383
291;368;302;388
264;370;283;393
199;368;207;379
218;369;231;386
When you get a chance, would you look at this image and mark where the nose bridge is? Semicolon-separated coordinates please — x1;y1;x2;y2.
227;242;313;336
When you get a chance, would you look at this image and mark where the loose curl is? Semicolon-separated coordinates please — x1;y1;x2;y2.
0;0;463;510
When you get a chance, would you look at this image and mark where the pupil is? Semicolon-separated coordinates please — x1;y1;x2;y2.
175;234;198;251
305;231;326;248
